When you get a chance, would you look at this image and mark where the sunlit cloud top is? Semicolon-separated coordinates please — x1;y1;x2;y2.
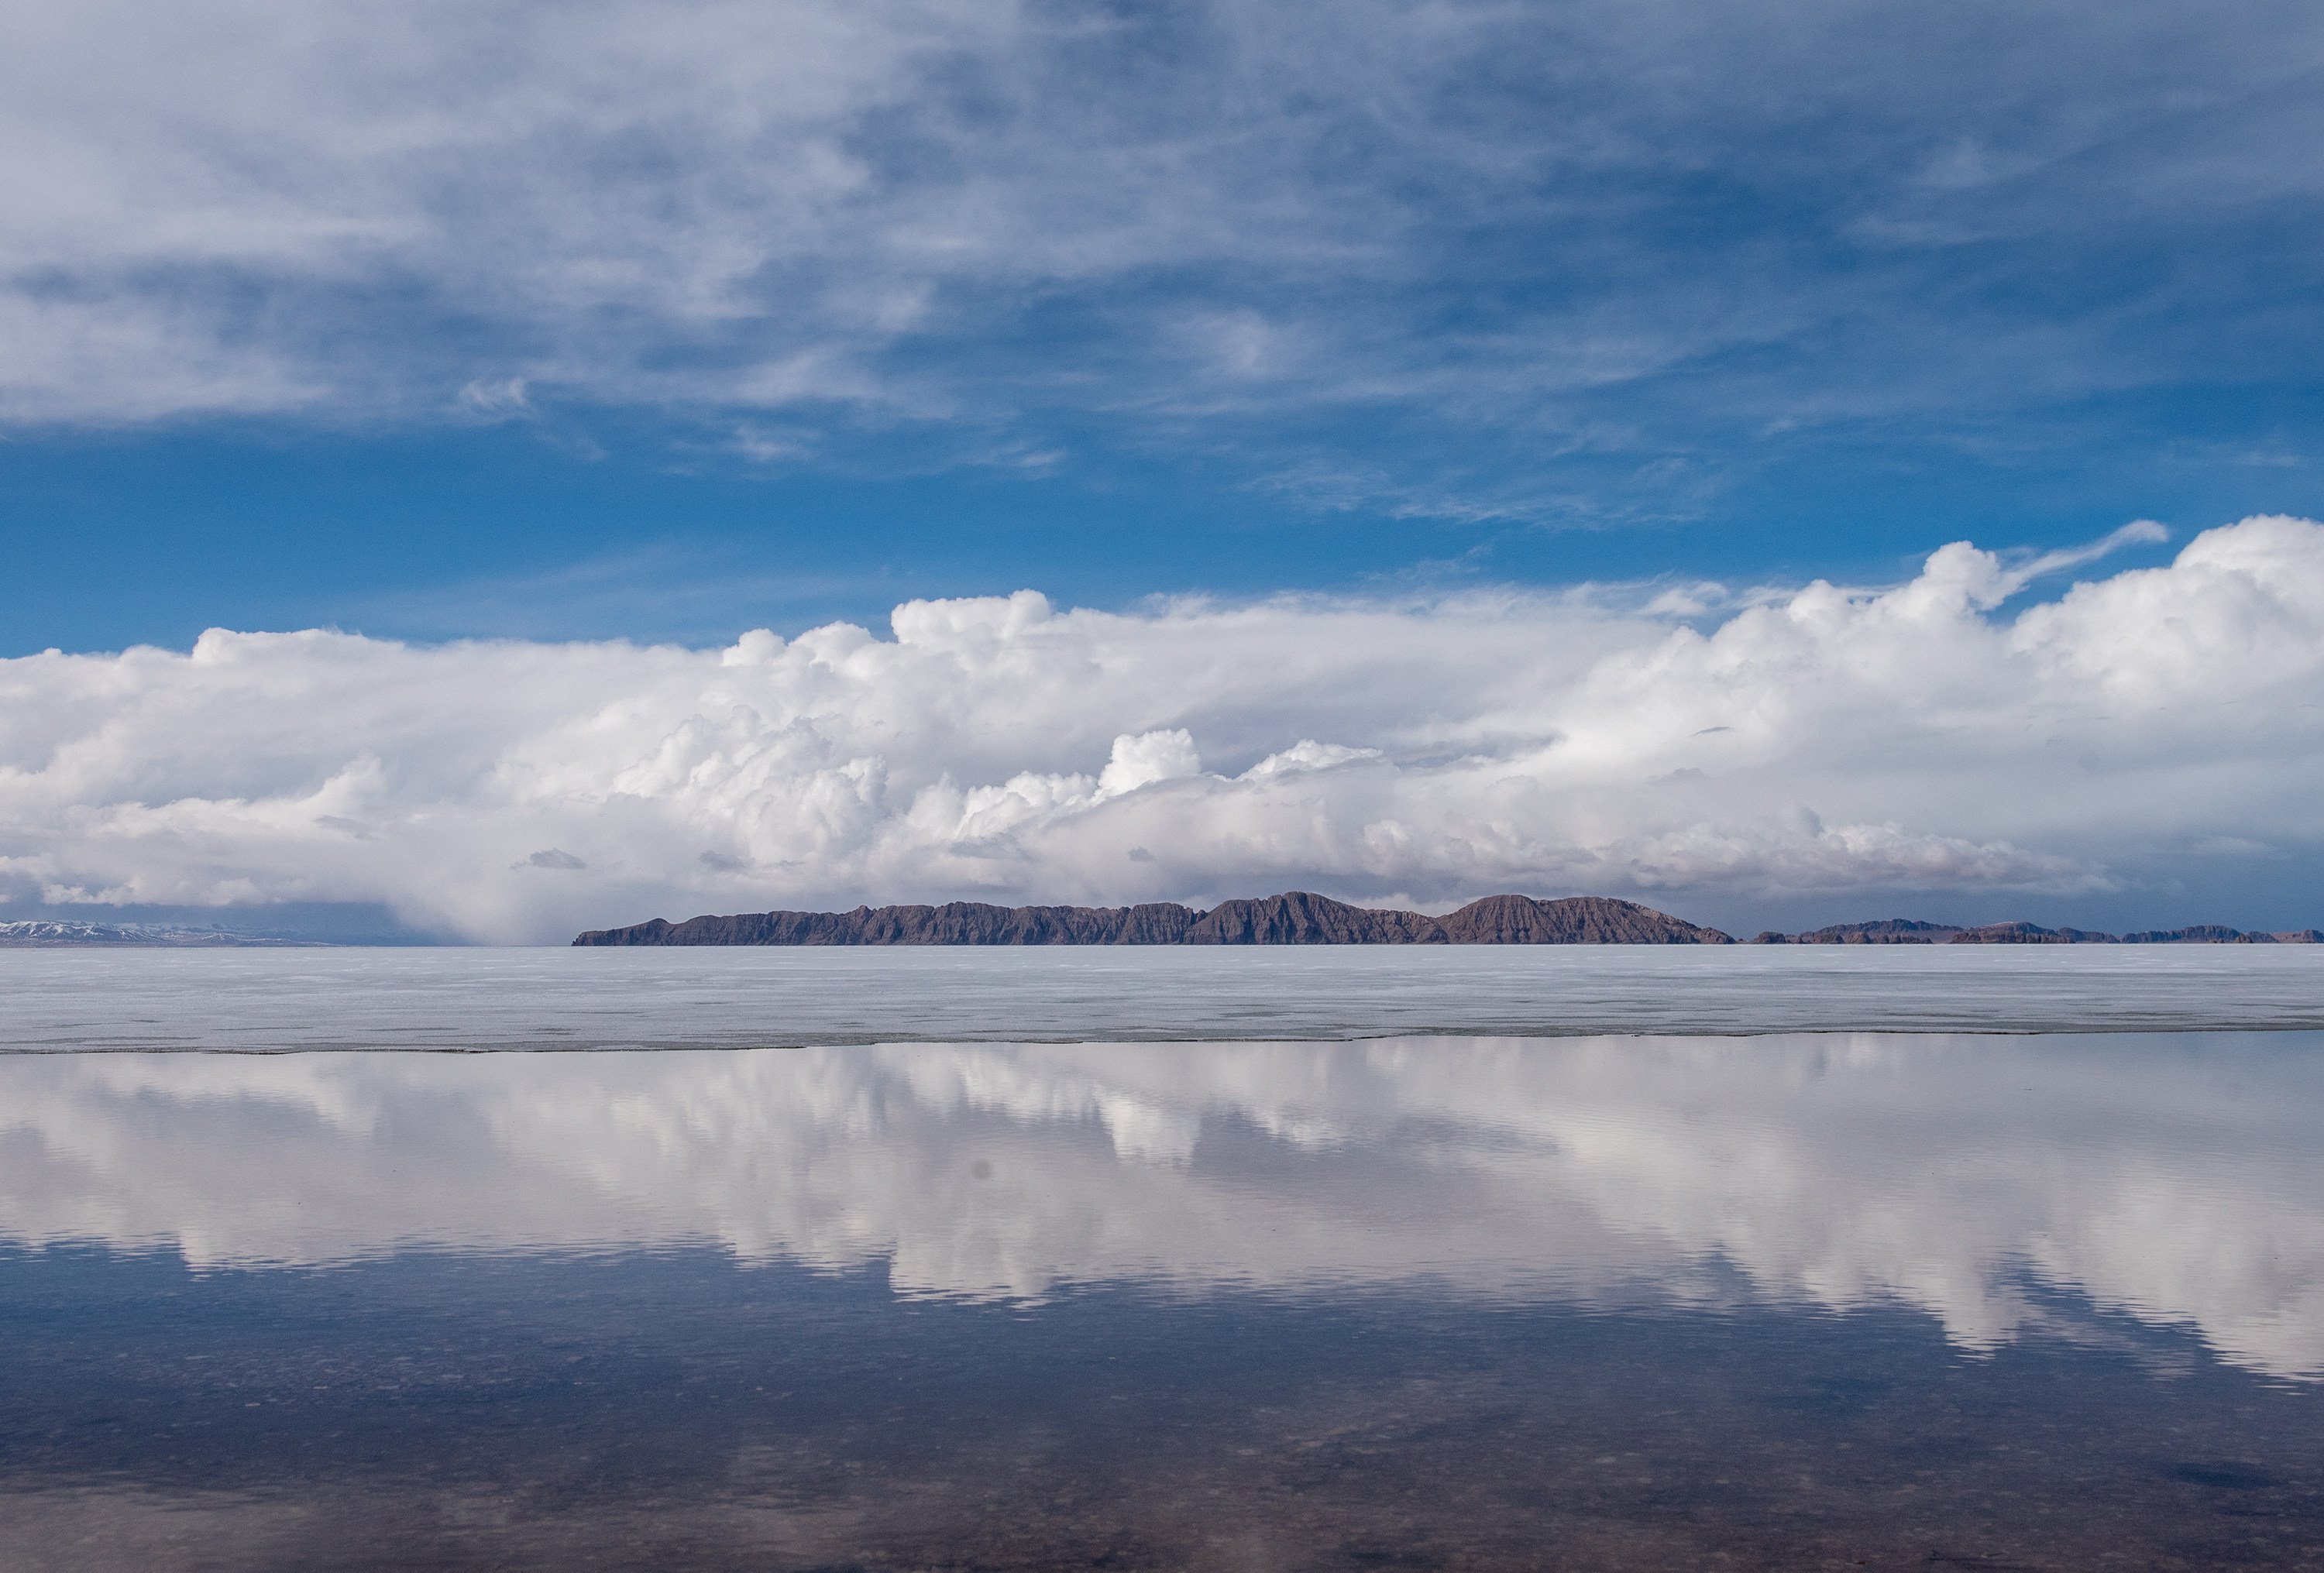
2;517;2318;940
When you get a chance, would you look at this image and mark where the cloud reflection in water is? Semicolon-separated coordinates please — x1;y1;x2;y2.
2;1033;2319;1379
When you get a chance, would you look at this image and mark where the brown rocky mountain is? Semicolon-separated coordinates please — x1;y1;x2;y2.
1179;891;1453;943
1749;919;1962;945
1945;922;2119;944
1749;919;2320;945
573;892;1735;946
1435;894;1732;944
2115;924;2324;943
574;902;1197;947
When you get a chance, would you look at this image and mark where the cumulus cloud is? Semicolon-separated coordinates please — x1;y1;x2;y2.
1;517;2320;942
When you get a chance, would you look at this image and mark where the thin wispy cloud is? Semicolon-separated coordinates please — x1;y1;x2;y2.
4;0;2319;516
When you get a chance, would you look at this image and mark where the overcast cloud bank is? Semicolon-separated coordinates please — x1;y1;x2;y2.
2;516;2319;943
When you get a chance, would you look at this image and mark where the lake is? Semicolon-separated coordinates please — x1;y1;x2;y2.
2;949;2322;1568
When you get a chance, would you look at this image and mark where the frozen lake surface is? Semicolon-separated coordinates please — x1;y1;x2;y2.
2;943;2321;1050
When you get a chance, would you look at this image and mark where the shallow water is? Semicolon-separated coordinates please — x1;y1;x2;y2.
2;943;2322;1049
5;1027;2324;1568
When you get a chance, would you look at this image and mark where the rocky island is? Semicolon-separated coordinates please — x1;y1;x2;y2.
575;895;2324;947
1749;919;2323;944
574;892;1734;946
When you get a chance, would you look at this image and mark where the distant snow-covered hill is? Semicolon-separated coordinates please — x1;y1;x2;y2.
0;920;311;947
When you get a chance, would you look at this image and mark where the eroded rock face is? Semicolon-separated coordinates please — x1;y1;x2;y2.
1183;892;1449;945
573;892;1734;946
576;902;1202;946
573;898;2315;947
1436;894;1733;945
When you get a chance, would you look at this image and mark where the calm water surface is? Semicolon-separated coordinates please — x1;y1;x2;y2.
3;954;2323;1568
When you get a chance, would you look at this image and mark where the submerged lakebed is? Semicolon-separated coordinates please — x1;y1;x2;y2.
3;950;2323;1569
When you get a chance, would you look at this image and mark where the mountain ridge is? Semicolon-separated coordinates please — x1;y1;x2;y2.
573;892;1735;946
0;920;318;948
575;898;2324;947
1748;919;2322;945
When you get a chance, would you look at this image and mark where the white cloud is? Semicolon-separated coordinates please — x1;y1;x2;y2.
1095;730;1202;799
3;1033;2319;1377
1239;740;1384;780
1;518;2319;943
1;0;2317;477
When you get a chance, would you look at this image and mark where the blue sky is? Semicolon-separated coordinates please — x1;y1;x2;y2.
4;0;2321;652
4;0;2324;938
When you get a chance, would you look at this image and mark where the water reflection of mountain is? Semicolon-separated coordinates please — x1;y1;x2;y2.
3;1034;2319;1379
